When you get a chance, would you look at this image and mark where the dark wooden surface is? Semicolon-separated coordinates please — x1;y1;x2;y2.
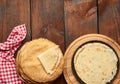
0;0;120;84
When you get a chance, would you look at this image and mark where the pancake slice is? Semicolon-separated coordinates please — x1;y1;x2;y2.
37;45;61;74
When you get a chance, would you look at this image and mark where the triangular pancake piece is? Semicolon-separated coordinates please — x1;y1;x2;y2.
37;45;61;74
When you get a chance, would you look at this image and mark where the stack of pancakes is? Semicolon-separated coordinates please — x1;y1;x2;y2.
16;38;64;84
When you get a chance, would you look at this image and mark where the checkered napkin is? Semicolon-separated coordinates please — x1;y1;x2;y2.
0;24;26;84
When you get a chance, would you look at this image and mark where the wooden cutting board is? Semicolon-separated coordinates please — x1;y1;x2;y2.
63;34;120;84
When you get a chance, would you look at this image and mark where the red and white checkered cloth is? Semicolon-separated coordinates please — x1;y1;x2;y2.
0;24;26;84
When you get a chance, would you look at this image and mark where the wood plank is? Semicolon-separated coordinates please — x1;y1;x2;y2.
31;0;66;84
0;0;31;43
64;0;98;47
99;0;120;44
31;0;65;52
0;0;4;42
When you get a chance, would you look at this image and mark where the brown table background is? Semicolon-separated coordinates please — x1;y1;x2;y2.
0;0;120;84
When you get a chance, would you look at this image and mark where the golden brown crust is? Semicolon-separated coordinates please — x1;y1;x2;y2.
16;38;64;83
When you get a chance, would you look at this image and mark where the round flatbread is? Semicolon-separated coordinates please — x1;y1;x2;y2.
74;42;118;84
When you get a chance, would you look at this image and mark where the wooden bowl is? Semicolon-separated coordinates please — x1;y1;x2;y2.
63;34;120;84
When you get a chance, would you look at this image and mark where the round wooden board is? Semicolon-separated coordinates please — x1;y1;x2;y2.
63;34;120;84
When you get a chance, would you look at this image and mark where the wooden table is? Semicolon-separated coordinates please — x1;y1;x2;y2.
0;0;120;84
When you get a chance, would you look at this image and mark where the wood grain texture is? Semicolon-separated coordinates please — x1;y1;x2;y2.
64;0;98;47
31;0;65;52
99;0;120;44
0;0;4;42
0;0;31;43
31;0;66;84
